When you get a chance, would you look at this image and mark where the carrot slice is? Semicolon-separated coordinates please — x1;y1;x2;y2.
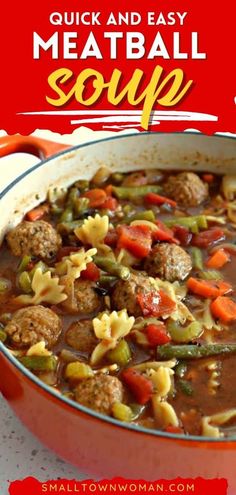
202;174;214;183
187;277;232;298
26;205;48;222
211;296;236;323
83;189;107;208
206;249;230;269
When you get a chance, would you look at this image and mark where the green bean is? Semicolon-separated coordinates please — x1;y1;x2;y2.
0;278;11;293
74;197;90;217
75;180;89;193
57;220;84;235
157;343;236;360
167;321;203;343
199;270;223;280
67;187;78;207
178;379;194;396
17;255;32;273
60;207;74;223
111;173;124;185
164;215;208;234
94;256;130;280
18;355;57;371
175;362;187;378
107;340;131;367
126;210;156;224
112;185;162;200
190;247;203;270
99;275;118;285
0;328;7;342
18;271;32;294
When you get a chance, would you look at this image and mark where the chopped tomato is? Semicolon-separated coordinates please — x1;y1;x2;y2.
146;323;171;346
173;225;192;246
122;368;153;405
81;262;100;281
83;188;107;208
153;220;179;245
56;246;80;261
137;289;176;317
104;229;118;247
206;249;230;269
117;225;152;258
187;277;232;298
26;205;49;222
192;228;225;248
145;192;177;208
100;196;118;211
211;296;236;323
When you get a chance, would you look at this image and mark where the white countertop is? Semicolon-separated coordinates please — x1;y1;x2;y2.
0;395;85;493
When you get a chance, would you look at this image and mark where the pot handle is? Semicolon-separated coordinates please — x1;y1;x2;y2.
0;135;70;160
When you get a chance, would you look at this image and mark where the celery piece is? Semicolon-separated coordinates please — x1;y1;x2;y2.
107;339;131;367
190;247;203;270
65;362;93;381
17;255;32;273
199;270;223;280
18;271;32;294
18;355;57;371
112;402;133;422
167;321;203;344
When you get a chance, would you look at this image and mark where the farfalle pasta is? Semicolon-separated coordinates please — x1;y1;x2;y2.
15;268;67;305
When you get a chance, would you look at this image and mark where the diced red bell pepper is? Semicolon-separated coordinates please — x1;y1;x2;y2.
173;225;193;246
192;228;225;249
145;192;177;208
117;225;153;258
146;323;171;346
137;289;176;317
80;262;100;281
153;220;179;245
122;368;153;405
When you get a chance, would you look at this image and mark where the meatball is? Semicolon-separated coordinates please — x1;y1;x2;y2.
144;243;192;282
163;172;208;207
111;273;155;317
75;374;124;415
5;305;62;348
61;276;101;314
65;320;98;353
7;220;62;260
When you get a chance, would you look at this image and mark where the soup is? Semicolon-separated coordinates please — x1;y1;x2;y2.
1;167;236;438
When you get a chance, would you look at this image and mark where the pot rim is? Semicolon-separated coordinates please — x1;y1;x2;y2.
1;130;236;444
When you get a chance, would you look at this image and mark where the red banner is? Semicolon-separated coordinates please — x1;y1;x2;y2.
0;0;235;134
8;477;228;495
